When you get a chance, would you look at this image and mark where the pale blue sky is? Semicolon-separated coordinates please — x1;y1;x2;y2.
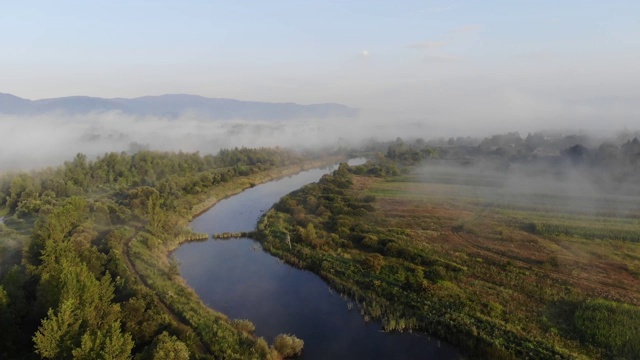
2;0;639;128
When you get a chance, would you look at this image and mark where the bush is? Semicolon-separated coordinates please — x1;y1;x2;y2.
274;334;304;358
232;319;256;334
254;337;279;360
147;331;190;360
361;234;379;249
362;253;384;274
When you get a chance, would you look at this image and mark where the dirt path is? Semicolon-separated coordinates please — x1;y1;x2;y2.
121;227;208;353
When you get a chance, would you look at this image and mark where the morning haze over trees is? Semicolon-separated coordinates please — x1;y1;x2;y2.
1;130;639;359
2;1;640;359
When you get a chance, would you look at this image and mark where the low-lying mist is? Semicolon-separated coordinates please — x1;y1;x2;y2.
416;158;640;219
2;109;638;178
0;111;425;171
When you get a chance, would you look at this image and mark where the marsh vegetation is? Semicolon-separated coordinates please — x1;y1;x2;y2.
257;135;640;359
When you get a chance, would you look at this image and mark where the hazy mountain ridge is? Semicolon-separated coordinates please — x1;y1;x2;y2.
0;93;358;120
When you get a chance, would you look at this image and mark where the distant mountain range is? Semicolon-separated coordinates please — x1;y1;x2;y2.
0;93;358;120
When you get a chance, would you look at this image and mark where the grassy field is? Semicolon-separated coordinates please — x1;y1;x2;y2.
258;162;640;359
368;165;640;357
370;167;640;299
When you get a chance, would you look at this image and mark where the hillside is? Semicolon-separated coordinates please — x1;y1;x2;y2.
0;93;358;120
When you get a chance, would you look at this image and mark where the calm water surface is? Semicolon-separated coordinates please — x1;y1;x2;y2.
174;160;463;359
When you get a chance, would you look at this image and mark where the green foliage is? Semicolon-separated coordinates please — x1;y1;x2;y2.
34;300;83;359
34;253;128;359
253;337;279;360
525;220;640;242
146;331;190;360
574;299;640;359
362;253;384;274
0;147;313;359
71;321;134;360
0;148;302;221
0;266;30;356
0;285;11;352
273;334;304;358
122;293;168;345
27;196;88;269
232;319;256;334
257;158;585;359
384;138;435;165
217;147;300;169
0;285;7;309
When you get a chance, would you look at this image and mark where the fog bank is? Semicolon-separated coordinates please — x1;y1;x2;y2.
0;111;424;171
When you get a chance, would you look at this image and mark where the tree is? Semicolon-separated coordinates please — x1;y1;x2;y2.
34;256;126;359
122;294;167;345
33;300;82;359
0;285;10;352
561;144;590;165
0;285;8;312
147;332;189;360
302;223;317;244
147;190;164;233
0;266;29;356
64;153;90;191
71;322;134;360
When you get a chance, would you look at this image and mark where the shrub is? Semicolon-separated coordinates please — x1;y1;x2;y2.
362;253;384;274
273;334;304;358
147;331;190;360
232;319;256;334
361;234;379;248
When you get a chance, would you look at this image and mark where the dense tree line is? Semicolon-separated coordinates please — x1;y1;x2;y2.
377;134;640;194
0;148;303;219
0;147;311;359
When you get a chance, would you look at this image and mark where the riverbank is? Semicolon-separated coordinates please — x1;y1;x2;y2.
123;155;347;358
167;155;346;253
174;158;462;360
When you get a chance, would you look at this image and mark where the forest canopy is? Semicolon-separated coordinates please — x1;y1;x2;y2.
0;146;322;359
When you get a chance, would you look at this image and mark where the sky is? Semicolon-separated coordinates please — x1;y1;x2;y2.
2;0;640;132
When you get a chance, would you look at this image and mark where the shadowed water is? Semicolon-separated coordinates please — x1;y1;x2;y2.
174;160;462;359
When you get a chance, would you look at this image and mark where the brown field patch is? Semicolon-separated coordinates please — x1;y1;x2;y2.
361;174;640;307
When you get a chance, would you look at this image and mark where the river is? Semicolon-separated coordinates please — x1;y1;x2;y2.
173;160;462;359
